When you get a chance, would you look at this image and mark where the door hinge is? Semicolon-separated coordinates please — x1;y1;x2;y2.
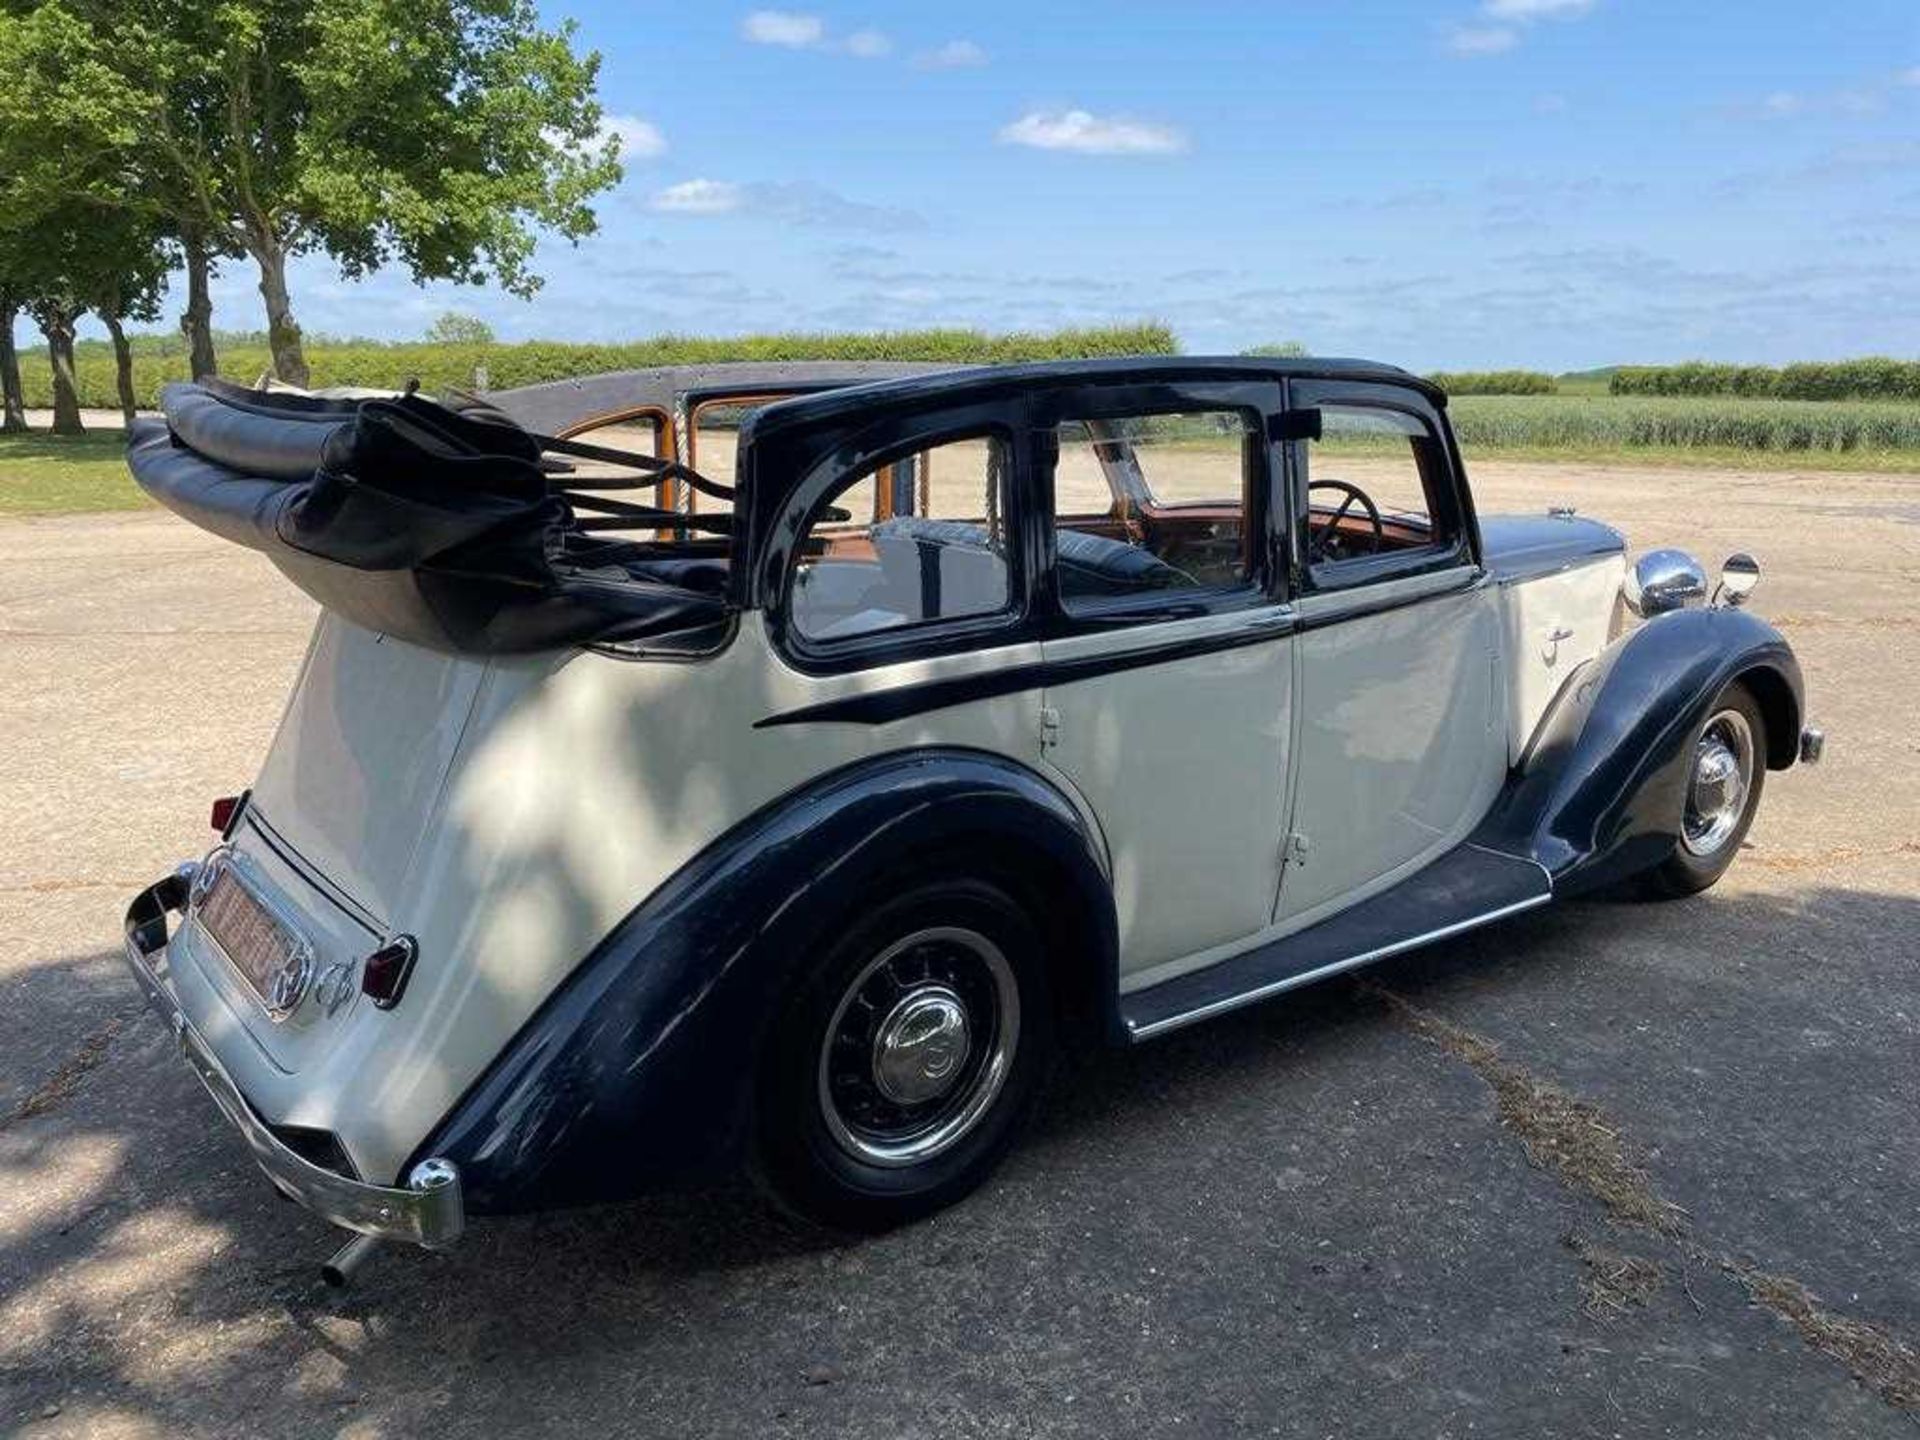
1039;705;1062;751
1284;831;1310;868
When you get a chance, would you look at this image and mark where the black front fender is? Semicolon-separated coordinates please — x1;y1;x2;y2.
1477;607;1804;895
411;747;1116;1214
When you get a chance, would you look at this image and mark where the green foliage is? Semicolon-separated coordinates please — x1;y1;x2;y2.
1552;369;1616;397
1611;359;1920;402
1239;341;1308;358
0;0;622;382
16;323;1182;408
424;312;497;345
1426;370;1557;396
1449;395;1920;454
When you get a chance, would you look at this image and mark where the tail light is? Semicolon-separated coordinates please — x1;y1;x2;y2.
361;936;419;1010
209;790;249;837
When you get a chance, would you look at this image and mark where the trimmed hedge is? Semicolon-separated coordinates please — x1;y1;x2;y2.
19;324;1179;410
1611;359;1920;402
1425;369;1557;396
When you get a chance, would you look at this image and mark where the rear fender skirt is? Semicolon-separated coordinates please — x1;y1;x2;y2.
1473;607;1803;895
408;747;1116;1214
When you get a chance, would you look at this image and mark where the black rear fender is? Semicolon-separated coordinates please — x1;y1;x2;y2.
411;747;1117;1213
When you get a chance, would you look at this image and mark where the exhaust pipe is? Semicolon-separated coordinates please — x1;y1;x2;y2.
320;1232;381;1288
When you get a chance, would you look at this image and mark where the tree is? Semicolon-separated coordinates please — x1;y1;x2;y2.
0;227;29;432
425;311;497;345
0;0;622;388
90;214;171;426
1240;341;1309;358
0;172;173;433
0;3;226;381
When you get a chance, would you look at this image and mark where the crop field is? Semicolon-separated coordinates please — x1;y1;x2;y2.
1447;394;1920;464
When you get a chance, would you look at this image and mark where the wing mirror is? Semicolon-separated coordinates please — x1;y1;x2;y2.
1713;552;1760;608
1624;549;1709;617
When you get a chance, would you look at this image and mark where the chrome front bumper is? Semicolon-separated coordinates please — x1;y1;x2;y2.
121;872;464;1249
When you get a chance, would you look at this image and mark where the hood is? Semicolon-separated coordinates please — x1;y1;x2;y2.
1480;513;1625;584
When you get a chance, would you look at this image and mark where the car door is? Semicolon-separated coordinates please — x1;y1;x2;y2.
1272;380;1507;929
1032;377;1297;988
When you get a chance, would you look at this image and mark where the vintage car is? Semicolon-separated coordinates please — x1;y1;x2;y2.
121;358;1822;1282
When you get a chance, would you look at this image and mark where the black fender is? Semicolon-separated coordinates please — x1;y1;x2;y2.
408;747;1117;1214
1475;607;1804;896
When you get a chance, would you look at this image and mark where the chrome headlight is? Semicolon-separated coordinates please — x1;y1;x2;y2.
1624;549;1709;618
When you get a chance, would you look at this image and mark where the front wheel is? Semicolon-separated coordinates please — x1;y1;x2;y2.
752;878;1054;1232
1641;681;1768;898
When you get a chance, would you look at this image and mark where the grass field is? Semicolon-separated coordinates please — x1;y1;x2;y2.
0;432;147;516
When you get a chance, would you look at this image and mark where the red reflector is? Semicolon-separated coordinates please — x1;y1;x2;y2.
210;795;241;833
362;936;419;1010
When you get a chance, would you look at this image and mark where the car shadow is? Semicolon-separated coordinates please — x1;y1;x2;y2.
4;876;1916;1431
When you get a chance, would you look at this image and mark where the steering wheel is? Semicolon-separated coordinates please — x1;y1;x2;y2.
1306;480;1385;563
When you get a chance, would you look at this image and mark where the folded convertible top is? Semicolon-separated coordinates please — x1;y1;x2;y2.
128;380;729;655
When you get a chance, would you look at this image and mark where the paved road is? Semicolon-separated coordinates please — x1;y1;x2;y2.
1;461;1915;1438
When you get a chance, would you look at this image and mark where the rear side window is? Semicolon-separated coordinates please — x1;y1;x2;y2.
790;434;1013;645
1052;409;1258;609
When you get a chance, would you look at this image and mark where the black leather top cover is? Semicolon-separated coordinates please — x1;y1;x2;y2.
128;381;727;655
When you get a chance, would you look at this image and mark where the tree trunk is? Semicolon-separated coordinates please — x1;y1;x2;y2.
252;239;308;387
40;309;83;435
104;314;138;428
181;232;218;380
0;300;25;433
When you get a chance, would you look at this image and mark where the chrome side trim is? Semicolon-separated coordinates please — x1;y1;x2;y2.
121;874;464;1249
1125;891;1554;1041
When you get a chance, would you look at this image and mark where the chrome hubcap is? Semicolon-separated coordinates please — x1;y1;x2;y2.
818;927;1019;1168
1683;708;1755;857
872;986;972;1105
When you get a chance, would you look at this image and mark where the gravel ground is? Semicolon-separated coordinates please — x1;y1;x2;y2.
1;459;1915;1439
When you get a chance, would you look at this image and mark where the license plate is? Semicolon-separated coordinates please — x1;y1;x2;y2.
194;860;314;1019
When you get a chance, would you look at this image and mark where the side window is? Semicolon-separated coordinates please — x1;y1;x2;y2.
561;410;669;534
690;398;764;516
1304;405;1452;573
1052;409;1258;609
790;434;1013;645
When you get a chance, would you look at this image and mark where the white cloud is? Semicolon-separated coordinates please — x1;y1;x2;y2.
650;179;743;214
648;179;925;231
1483;0;1593;16
914;39;988;70
1446;0;1594;57
1448;25;1519;55
998;108;1188;156
1763;91;1804;116
1902;67;1920;87
741;10;824;47
1534;93;1570;114
843;28;891;58
600;115;667;160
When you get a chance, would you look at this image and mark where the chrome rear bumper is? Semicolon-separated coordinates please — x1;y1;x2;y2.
121;872;463;1249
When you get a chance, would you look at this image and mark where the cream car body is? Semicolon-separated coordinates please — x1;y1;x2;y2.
119;359;1817;1270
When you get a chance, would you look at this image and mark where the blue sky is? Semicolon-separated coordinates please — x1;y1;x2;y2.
203;2;1920;369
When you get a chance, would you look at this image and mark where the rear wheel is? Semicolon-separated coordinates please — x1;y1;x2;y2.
752;878;1053;1231
1642;681;1767;898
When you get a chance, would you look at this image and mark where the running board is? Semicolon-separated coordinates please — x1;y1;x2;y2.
1120;843;1552;1041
